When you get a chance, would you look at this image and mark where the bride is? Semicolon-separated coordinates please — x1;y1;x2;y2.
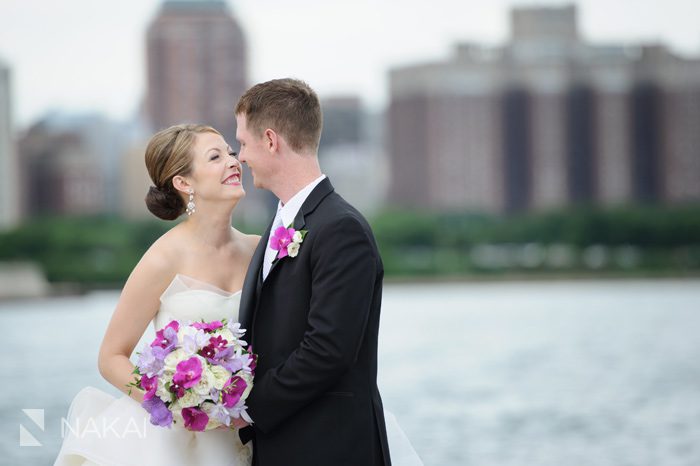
54;124;258;465
54;124;423;466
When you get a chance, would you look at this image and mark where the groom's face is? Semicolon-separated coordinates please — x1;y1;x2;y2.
235;113;271;190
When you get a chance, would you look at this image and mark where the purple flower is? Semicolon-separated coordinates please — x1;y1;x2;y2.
140;374;158;401
142;397;172;428
220;350;254;374
226;321;247;341
199;335;229;361
249;352;257;374
151;320;179;348
192;321;224;332
173;357;203;389
207;403;232;427
228;403;252;424
136;345;164;377
182;407;209;431
221;376;248;408
221;354;244;373
209;335;228;349
150;324;178;361
199;345;216;360
182;329;209;355
269;226;296;259
169;382;185;399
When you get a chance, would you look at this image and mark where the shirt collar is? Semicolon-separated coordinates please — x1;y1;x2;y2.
277;174;327;228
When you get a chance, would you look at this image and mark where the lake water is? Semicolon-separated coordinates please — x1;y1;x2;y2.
1;279;699;466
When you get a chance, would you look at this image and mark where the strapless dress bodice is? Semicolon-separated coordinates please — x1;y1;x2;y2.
154;274;241;330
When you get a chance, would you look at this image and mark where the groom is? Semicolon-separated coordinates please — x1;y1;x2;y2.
235;78;392;466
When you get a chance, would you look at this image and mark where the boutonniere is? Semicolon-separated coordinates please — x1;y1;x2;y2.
270;225;308;260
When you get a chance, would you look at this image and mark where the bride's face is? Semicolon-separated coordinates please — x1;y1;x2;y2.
187;131;245;204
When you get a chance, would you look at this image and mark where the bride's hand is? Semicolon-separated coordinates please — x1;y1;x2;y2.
230;417;250;429
215;418;250;430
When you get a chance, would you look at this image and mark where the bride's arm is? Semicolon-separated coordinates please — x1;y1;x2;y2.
97;244;175;404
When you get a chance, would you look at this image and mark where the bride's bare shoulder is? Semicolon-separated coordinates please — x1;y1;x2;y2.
240;231;261;253
136;225;185;276
231;227;260;252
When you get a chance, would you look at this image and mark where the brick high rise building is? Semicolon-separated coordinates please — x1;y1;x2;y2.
146;0;247;142
145;0;273;225
388;4;700;213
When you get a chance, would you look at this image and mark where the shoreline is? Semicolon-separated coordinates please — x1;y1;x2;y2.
383;270;700;284
2;270;699;302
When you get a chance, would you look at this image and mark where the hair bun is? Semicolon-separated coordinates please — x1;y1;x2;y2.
145;185;184;220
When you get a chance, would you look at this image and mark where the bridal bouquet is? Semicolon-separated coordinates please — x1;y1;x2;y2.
129;319;256;431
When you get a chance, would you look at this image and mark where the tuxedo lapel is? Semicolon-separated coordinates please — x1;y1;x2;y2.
299;177;335;220
263;178;335;283
239;217;274;331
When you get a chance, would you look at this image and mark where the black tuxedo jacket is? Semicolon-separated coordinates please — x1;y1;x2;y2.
238;178;391;466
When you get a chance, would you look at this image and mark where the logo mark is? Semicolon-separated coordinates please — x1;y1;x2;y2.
19;409;44;447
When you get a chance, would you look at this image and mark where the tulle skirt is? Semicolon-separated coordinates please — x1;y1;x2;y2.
54;386;423;466
53;387;252;466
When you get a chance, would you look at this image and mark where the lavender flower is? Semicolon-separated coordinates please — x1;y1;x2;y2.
181;328;210;356
206;402;232;427
136;345;164;377
142;397;173;427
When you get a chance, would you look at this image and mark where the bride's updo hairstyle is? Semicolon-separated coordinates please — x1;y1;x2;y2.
144;124;221;220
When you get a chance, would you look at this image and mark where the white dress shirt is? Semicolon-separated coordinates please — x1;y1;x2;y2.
262;175;327;280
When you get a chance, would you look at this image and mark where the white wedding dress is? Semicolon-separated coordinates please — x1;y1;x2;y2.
54;274;423;466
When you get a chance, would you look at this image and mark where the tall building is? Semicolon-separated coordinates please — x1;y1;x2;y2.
0;59;20;229
145;0;247;142
145;0;272;226
319;96;363;152
18;115;116;217
319;97;388;216
388;4;700;213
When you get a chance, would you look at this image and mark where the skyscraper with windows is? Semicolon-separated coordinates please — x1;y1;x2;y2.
388;5;700;213
144;0;273;224
145;0;247;142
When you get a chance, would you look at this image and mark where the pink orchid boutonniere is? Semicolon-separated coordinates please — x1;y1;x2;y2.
269;225;308;261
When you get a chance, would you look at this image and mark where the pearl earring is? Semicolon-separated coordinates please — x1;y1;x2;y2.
186;189;196;216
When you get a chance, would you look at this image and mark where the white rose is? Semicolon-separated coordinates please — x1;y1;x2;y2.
287;242;300;258
209;365;232;390
204;419;221;431
171;409;184;427
173;389;201;409
156;375;173;403
241;373;254;400
164;349;188;372
193;366;216;396
176;325;189;344
200;402;224;430
216;328;235;343
292;231;303;243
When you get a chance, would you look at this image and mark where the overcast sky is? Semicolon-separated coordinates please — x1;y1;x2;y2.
1;0;698;128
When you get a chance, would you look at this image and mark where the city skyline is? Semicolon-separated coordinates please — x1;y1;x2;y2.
388;4;700;212
0;0;699;128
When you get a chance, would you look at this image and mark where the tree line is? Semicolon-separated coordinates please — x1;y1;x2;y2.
0;204;698;286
